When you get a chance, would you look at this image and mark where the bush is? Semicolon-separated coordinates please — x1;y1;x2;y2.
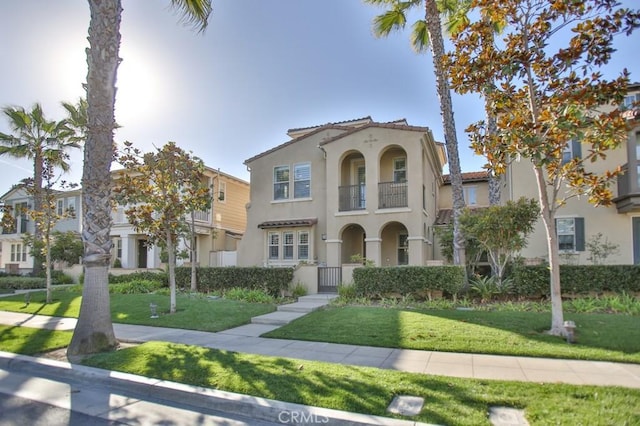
223;287;274;303
290;282;307;298
509;264;640;297
109;271;168;285
175;267;293;296
109;279;166;294
0;276;46;290
337;283;357;300
352;266;465;298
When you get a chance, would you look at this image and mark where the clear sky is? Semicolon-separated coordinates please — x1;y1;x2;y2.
0;0;638;196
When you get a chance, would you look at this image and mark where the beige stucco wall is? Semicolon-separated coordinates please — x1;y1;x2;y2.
507;137;638;264
438;181;490;209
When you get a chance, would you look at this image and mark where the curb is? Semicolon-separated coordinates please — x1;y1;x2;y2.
0;351;434;426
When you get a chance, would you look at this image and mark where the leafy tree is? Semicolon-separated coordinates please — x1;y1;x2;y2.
21;161;78;303
114;141;212;314
69;0;212;357
460;198;539;287
50;231;84;266
446;0;639;335
435;223;485;276
365;0;467;265
0;104;80;275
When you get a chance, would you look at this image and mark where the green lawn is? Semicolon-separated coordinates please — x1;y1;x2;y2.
82;341;640;425
0;290;275;332
264;306;640;363
0;325;72;355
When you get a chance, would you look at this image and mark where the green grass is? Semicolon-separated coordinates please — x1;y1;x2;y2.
0;325;72;355
0;290;275;332
82;341;640;425
264;306;640;363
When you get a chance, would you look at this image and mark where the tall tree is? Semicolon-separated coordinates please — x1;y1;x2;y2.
365;0;466;265
68;0;212;356
0;104;79;275
447;0;639;335
115;141;212;313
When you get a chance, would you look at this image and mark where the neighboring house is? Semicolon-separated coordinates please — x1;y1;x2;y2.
504;84;640;265
110;167;249;269
0;185;82;274
237;117;449;268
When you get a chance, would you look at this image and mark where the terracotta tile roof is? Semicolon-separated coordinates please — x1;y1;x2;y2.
258;218;318;229
442;171;489;184
286;116;373;134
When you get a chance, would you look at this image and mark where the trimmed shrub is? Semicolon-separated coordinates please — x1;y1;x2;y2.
109;271;168;285
175;267;293;296
223;287;274;303
109;279;166;294
352;266;465;298
509;264;640;297
0;276;46;290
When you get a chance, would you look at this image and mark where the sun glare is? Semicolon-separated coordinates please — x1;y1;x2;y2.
115;47;161;126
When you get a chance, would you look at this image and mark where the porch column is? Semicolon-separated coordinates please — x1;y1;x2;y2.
122;235;135;269
408;237;425;266
364;237;382;266
325;239;342;267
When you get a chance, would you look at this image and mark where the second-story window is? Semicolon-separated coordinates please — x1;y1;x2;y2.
294;163;311;198
274;166;289;200
562;139;582;165
218;181;226;203
623;93;640;110
464;186;477;206
393;158;407;183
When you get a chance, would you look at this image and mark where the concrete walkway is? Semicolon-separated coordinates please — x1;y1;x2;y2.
0;308;639;389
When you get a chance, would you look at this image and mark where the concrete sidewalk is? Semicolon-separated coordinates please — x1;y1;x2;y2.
1;310;639;389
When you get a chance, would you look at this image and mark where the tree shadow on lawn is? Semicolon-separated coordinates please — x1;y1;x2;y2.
84;341;514;425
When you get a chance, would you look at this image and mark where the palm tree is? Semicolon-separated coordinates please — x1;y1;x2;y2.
68;0;212;357
365;0;466;265
0;104;79;275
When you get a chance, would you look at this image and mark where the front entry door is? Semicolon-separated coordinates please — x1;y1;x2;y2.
138;239;148;268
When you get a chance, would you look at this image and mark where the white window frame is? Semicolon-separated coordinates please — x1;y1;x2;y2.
273;166;290;200
393;157;407;183
464;186;477;206
268;232;280;259
67;197;76;217
298;231;309;260
557;218;576;252
293;163;311;199
283;231;294;259
623;93;640;110
57;199;64;216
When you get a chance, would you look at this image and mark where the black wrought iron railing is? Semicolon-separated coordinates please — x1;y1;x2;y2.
378;181;408;209
339;184;366;211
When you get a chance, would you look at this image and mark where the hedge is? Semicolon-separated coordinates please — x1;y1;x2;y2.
0;276;47;290
510;264;640;297
175;266;293;296
108;271;168;285
352;266;465;298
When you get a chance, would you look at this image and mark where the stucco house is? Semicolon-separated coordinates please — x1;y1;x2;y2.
0;166;249;273
237;116;469;270
0;185;82;274
506;84;640;265
111;166;249;269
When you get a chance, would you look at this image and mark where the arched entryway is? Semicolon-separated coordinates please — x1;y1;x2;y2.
340;223;366;264
380;221;409;266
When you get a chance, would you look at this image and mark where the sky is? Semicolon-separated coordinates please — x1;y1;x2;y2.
0;0;638;197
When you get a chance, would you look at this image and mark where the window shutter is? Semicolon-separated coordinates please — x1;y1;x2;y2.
575;217;585;251
571;139;582;159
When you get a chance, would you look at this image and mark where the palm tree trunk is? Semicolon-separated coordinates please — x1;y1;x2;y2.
68;0;121;357
32;150;44;275
424;0;466;266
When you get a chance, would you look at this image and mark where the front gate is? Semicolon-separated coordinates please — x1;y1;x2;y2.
318;266;341;293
